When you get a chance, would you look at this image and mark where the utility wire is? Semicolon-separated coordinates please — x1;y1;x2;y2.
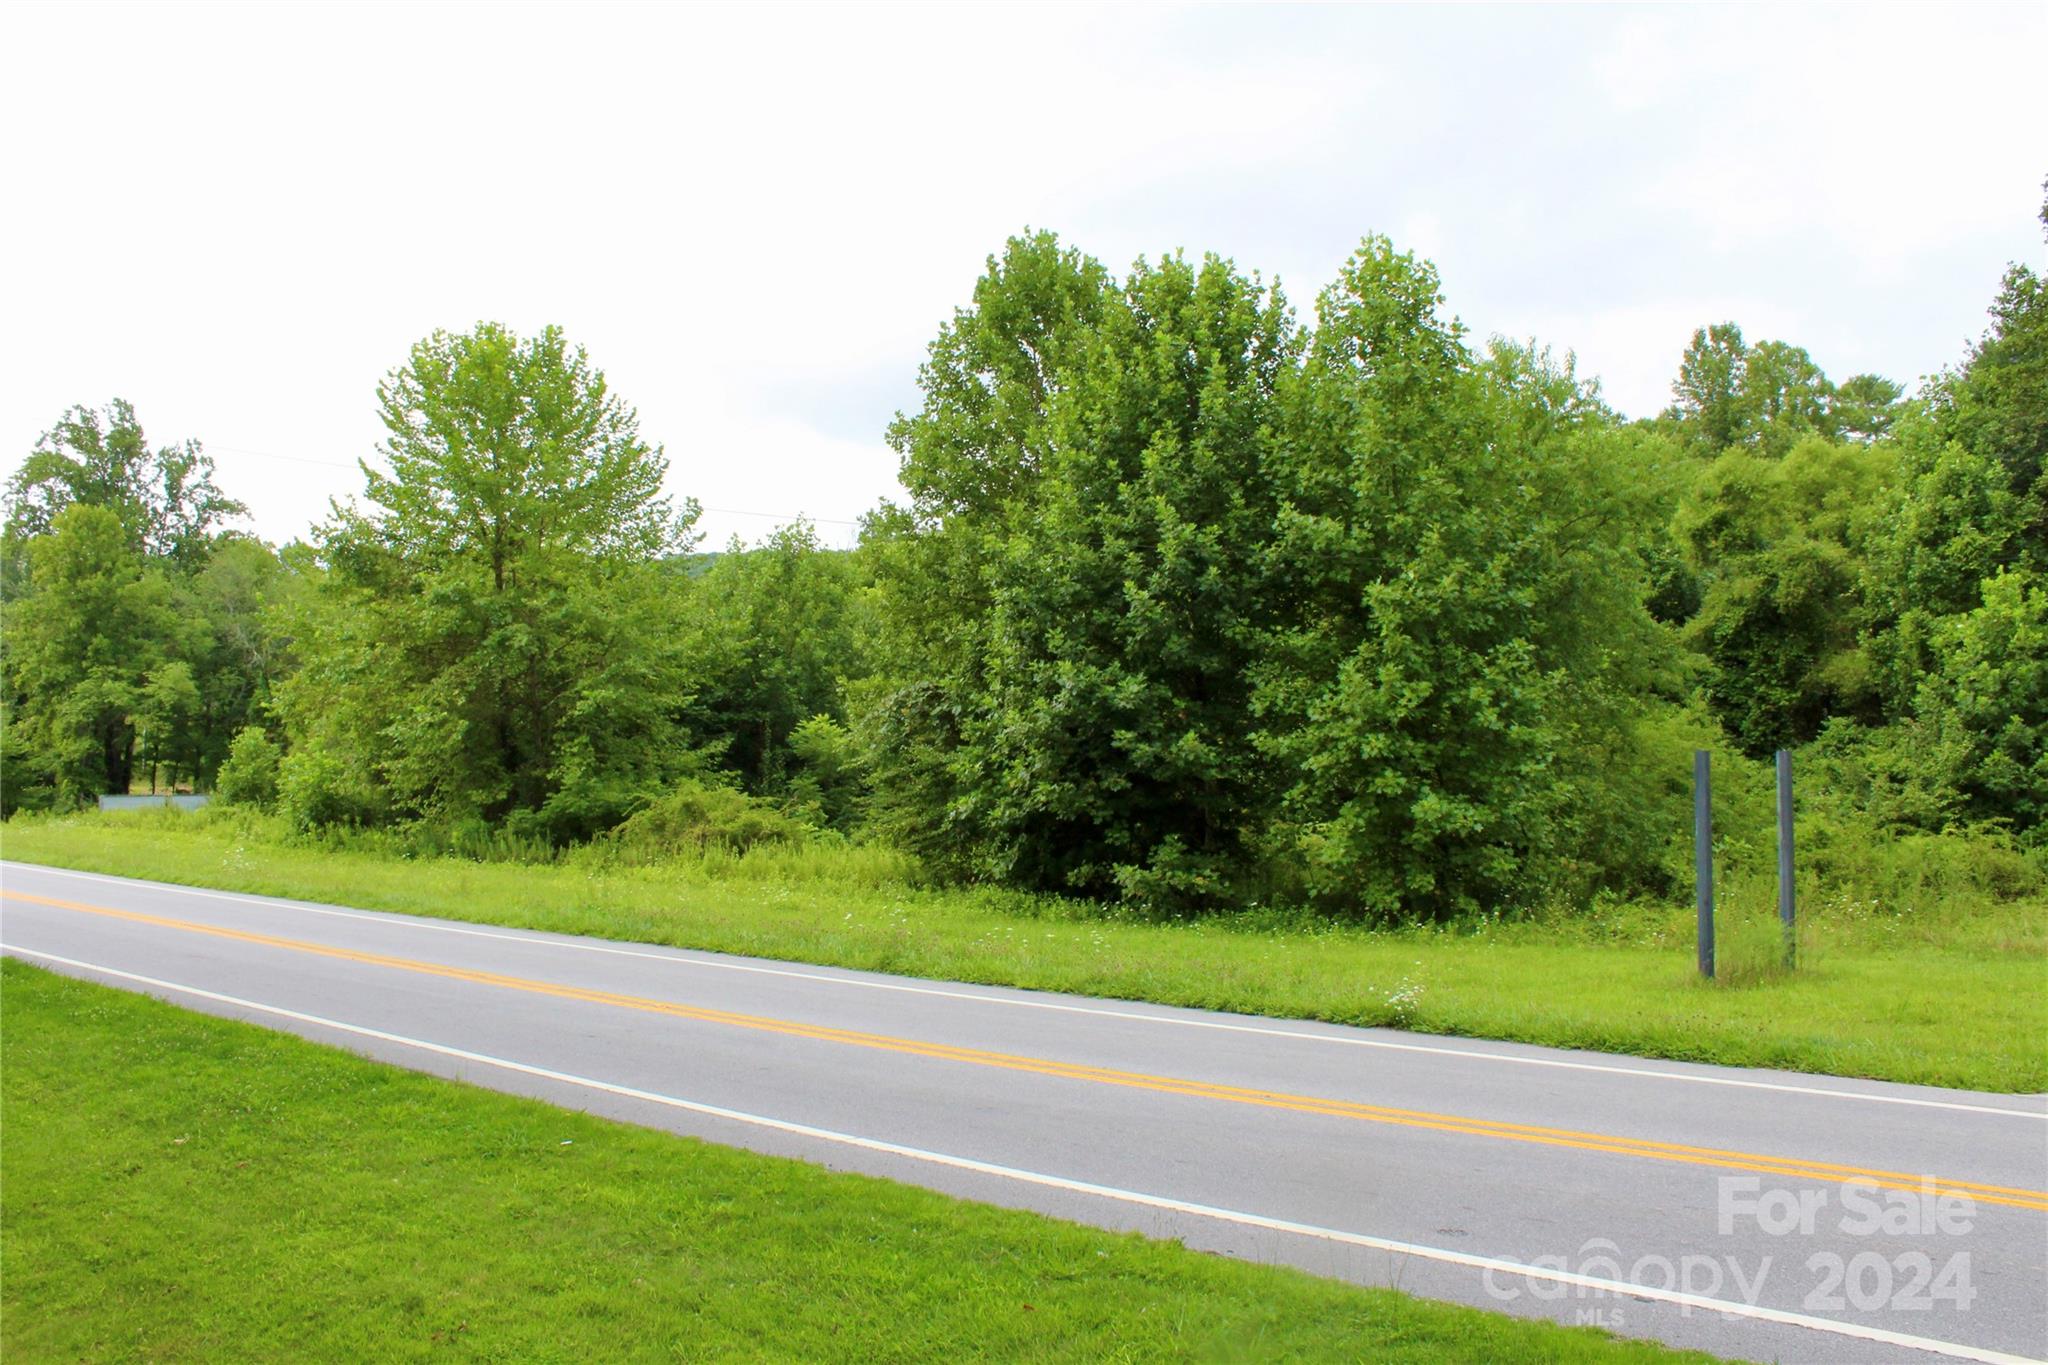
202;443;866;529
207;443;360;471
701;506;861;528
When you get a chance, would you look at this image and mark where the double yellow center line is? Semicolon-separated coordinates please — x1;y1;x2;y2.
8;887;2046;1212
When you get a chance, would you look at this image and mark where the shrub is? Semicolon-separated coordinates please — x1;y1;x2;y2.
603;780;809;861
277;748;383;832
214;727;283;810
1917;568;2047;843
782;714;868;832
0;713;54;819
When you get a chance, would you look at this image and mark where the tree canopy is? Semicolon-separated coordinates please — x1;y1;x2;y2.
6;190;2043;919
1;404;276;812
3;399;244;577
281;323;702;840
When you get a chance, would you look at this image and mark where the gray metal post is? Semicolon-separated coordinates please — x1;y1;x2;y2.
1695;749;1714;979
1777;748;1795;968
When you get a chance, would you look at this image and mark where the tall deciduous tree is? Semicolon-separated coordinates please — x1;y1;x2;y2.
1669;323;1750;454
872;233;1671;916
1662;325;1900;457
1;505;177;805
1255;243;1665;917
1739;340;1836;456
861;232;1119;875
283;322;701;838
869;238;1296;903
1916;568;2047;837
179;537;293;785
3;399;244;578
2;400;273;806
1857;183;2048;842
1923;183;2048;563
966;251;1297;902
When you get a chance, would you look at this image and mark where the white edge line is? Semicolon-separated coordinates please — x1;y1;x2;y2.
3;943;2039;1365
6;861;2045;1122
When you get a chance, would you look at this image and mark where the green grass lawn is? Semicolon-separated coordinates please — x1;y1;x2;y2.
0;959;1709;1363
4;810;2045;1092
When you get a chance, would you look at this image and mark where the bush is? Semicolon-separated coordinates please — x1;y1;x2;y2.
214;727;283;810
1917;568;2047;843
1543;700;1776;907
782;714;868;832
277;748;384;832
603;780;810;861
0;712;54;819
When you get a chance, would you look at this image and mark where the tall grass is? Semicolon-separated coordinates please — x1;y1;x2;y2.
168;803;921;893
12;792;2042;950
4;804;2044;1089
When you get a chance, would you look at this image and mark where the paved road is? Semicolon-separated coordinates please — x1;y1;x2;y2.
3;860;2044;1364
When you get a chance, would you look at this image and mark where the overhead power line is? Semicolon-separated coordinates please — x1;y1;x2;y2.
202;444;865;530
207;443;359;471
701;506;861;528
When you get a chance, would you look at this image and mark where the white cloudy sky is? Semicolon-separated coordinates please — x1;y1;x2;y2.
2;4;2042;550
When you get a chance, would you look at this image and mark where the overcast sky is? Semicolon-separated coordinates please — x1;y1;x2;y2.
3;4;2042;551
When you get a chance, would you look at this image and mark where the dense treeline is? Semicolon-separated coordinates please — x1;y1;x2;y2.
5;191;2042;921
0;401;279;810
861;238;1669;915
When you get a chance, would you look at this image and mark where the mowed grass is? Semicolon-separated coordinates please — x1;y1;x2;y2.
3;810;2045;1092
0;960;1708;1364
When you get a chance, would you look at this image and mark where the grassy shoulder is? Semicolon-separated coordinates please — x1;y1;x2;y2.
4;809;2044;1093
0;959;1707;1363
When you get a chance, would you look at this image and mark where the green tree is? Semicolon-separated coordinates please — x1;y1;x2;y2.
1674;438;1893;754
1663;326;1902;457
178;537;292;786
870;240;1296;904
1739;340;1836;456
1833;373;1905;443
872;233;1683;917
782;713;868;831
135;660;201;793
283;322;701;839
3;399;244;578
1922;182;2048;563
1;505;177;803
1854;190;2048;838
1668;323;1749;454
678;523;871;792
861;232;1120;876
1861;414;2025;713
966;250;1298;903
890;231;1115;525
1916;568;2047;840
1863;195;2044;719
214;724;283;809
1255;244;1665;917
2;400;269;803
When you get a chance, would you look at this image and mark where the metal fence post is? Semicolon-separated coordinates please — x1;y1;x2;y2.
1695;749;1714;979
1777;748;1796;968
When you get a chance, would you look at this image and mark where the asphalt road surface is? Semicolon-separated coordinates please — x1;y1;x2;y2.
3;860;2044;1364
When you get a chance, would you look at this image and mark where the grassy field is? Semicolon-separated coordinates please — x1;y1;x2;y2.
3;809;2044;1092
0;959;1707;1363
